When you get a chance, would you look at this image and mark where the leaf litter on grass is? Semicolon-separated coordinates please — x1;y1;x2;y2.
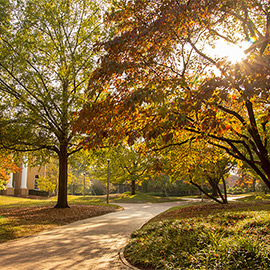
0;204;119;243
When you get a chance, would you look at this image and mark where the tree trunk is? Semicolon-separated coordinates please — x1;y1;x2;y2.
211;184;219;197
55;142;69;208
163;186;169;197
218;164;228;204
131;180;136;195
207;177;219;197
245;100;270;189
252;177;256;192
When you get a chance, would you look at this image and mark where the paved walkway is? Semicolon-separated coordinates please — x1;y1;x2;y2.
0;201;190;270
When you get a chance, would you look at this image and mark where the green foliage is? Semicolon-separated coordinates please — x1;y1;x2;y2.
0;0;108;207
68;171;92;195
227;186;245;195
90;145;153;188
36;160;58;196
1;0;100;151
146;177;197;197
88;179;106;195
0;0;10;33
125;204;270;269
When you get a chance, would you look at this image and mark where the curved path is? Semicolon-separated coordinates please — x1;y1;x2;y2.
0;201;191;270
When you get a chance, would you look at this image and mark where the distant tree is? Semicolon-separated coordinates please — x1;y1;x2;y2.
234;169;260;193
147;174;171;197
116;146;149;195
90;144;153;195
37;160;58;196
154;142;234;203
68;149;93;195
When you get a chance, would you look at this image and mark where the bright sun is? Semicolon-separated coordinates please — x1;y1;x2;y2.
208;39;251;64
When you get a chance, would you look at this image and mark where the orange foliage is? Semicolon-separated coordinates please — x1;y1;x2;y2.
74;0;270;190
0;153;20;188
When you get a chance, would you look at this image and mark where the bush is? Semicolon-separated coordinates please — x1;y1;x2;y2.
228;186;245;195
29;189;49;197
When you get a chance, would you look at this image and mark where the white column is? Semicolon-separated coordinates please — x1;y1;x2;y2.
21;162;28;189
7;173;13;188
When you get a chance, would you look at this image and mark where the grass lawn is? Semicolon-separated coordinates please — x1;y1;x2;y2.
109;192;185;203
0;195;121;243
236;193;270;202
124;195;270;270
0;192;184;243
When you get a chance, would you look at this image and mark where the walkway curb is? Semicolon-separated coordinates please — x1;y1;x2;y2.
119;247;140;270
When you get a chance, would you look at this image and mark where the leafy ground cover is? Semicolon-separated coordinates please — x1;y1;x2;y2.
124;200;270;270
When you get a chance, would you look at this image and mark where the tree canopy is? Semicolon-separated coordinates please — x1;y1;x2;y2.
76;0;270;189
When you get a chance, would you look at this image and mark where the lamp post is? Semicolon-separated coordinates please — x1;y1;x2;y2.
200;173;204;202
199;165;204;202
83;172;86;197
106;159;110;204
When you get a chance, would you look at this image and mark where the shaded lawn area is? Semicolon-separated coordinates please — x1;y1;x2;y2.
124;200;270;270
0;195;121;243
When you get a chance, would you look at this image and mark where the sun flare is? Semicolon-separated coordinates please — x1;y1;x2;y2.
208;39;250;64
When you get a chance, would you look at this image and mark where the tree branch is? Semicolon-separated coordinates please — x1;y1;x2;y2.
189;177;223;204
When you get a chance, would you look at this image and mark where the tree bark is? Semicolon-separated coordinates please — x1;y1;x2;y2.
131;180;136;195
209;179;219;197
217;164;228;204
54;142;69;208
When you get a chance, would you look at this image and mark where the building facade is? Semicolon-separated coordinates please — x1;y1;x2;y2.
1;163;46;196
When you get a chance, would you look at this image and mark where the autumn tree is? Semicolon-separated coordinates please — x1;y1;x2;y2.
77;0;270;191
0;151;20;190
117;146;150;195
0;0;107;207
155;141;234;203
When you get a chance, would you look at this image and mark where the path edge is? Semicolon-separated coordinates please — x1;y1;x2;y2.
119;247;140;270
